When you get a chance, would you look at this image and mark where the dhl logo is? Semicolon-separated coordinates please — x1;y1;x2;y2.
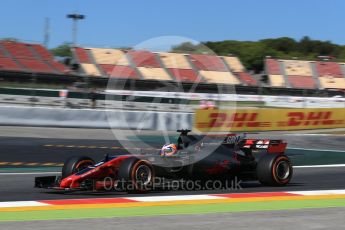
195;109;345;131
197;112;270;128
279;111;343;126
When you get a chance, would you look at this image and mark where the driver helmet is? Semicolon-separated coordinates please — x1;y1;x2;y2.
160;143;178;156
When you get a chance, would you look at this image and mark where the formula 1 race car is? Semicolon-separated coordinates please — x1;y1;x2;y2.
35;130;293;192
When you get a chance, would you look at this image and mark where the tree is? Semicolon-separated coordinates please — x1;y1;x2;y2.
260;37;297;54
171;42;212;54
50;42;72;57
116;46;132;50
173;37;345;72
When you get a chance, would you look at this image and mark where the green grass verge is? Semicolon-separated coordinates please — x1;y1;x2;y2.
1;198;345;222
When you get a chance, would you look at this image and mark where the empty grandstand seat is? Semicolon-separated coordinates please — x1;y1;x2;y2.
284;60;312;76
31;44;53;60
269;75;285;87
81;64;101;76
167;68;200;82
99;64;116;75
110;65;140;79
0;57;23;71
0;49;7;58
319;77;345;89
74;47;91;63
128;50;160;68
316;62;343;77
31;44;69;74
17;59;56;73
90;48;129;65
287;75;316;89
189;54;227;71
0;41;70;74
98;64;139;79
200;70;240;84
265;59;281;75
1;41;34;59
223;56;245;72
236;72;257;86
158;52;192;69
137;67;172;81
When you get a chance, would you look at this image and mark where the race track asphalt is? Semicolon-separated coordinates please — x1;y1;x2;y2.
0;127;344;202
0;166;344;202
0;127;344;229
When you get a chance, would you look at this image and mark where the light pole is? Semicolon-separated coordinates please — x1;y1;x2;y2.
66;13;85;46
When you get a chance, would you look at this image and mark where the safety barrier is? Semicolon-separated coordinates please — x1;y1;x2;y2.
0;106;193;130
194;108;345;132
1;106;344;132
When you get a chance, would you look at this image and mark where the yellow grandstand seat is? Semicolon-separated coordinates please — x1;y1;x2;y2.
90;48;129;65
200;70;240;84
223;56;245;72
158;52;192;69
269;75;285;87
319;76;345;89
283;60;312;76
81;63;101;76
137;67;172;81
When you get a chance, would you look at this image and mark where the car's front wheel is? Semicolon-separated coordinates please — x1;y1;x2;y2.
117;157;155;193
61;156;95;179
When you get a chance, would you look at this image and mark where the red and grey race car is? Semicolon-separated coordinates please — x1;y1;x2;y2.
35;130;293;192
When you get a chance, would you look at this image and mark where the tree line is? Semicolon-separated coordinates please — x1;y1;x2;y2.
171;36;345;73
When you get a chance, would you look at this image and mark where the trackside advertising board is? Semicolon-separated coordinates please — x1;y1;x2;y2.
194;108;345;132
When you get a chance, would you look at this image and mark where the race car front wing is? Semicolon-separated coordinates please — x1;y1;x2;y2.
35;176;61;189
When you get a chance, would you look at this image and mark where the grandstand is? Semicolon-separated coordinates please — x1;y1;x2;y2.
0;41;69;74
0;41;344;93
222;56;257;86
71;46;259;86
265;58;345;90
158;52;200;83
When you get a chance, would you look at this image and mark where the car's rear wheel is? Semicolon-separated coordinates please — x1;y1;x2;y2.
257;154;293;186
117;157;155;193
61;156;95;179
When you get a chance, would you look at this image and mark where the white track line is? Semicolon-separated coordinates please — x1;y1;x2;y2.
0;201;49;208
129;195;223;202
294;164;345;168
289;189;345;196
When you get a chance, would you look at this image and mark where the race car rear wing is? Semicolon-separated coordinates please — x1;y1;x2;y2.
240;139;287;153
204;135;287;153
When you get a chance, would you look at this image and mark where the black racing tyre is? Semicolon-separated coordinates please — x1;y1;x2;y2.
257;154;293;186
61;156;95;179
117;157;155;193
